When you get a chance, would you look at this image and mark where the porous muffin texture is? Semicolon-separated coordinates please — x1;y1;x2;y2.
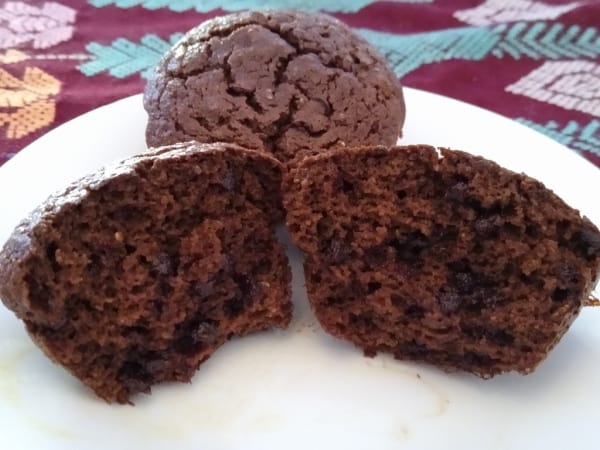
283;145;600;376
0;142;292;403
144;10;405;163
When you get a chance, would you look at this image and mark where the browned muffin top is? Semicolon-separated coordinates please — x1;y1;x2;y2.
144;10;405;163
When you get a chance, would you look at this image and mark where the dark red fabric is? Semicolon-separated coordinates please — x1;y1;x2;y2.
1;0;599;168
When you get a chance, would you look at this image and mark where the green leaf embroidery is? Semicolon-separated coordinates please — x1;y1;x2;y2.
360;22;600;77
88;0;432;14
517;118;600;156
78;33;183;79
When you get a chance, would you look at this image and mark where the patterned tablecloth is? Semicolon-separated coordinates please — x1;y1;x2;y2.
0;0;599;169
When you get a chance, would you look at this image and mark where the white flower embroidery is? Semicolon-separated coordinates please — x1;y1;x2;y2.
455;0;580;26
0;1;76;50
507;60;600;117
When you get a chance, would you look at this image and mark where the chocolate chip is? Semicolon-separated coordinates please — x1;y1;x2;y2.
123;325;149;337
112;205;142;222
503;222;520;236
474;214;504;238
152;299;164;316
87;253;102;275
137;254;151;269
233;273;260;299
445;263;503;312
193;320;218;342
461;324;485;340
255;259;273;274
551;288;569;302
438;225;458;242
363;348;377;358
25;274;50;311
174;318;217;354
131;285;145;295
446;260;469;272
118;361;151;383
334;174;356;195
367;281;382;293
220;168;241;192
404;304;425;319
316;216;332;235
310;272;322;284
401;340;429;357
224;295;245;317
572;221;600;260
452;271;477;294
463;351;493;367
489;329;514;346
156;252;179;276
438;290;462;314
72;296;93;312
444;181;469;202
328;280;366;305
189;279;215;299
525;225;539;238
390;231;430;263
478;289;503;308
556;219;570;235
325;296;345;306
145;353;167;374
221;254;234;274
321;238;352;265
46;242;60;272
463;287;503;313
174;335;205;355
462;325;513;346
556;264;581;286
349;314;376;332
158;281;173;297
363;244;388;267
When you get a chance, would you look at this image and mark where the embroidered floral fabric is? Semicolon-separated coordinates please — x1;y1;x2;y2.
0;0;599;168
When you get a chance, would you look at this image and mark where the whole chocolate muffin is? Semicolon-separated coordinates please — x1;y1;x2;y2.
283;145;600;377
0;142;292;403
144;10;405;163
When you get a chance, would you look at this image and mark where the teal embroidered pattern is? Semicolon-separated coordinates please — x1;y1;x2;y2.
78;22;600;84
78;33;182;79
491;23;600;59
359;27;499;77
517;118;600;156
360;22;600;77
88;0;432;14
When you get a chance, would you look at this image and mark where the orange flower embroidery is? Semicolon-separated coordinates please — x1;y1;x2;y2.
0;67;61;139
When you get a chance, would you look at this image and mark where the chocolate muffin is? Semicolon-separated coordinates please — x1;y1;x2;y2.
0;142;292;403
144;10;405;163
283;145;600;377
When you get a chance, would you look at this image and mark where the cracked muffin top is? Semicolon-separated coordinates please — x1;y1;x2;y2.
143;10;405;163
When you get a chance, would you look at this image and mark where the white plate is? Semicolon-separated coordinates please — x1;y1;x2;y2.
0;88;598;450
